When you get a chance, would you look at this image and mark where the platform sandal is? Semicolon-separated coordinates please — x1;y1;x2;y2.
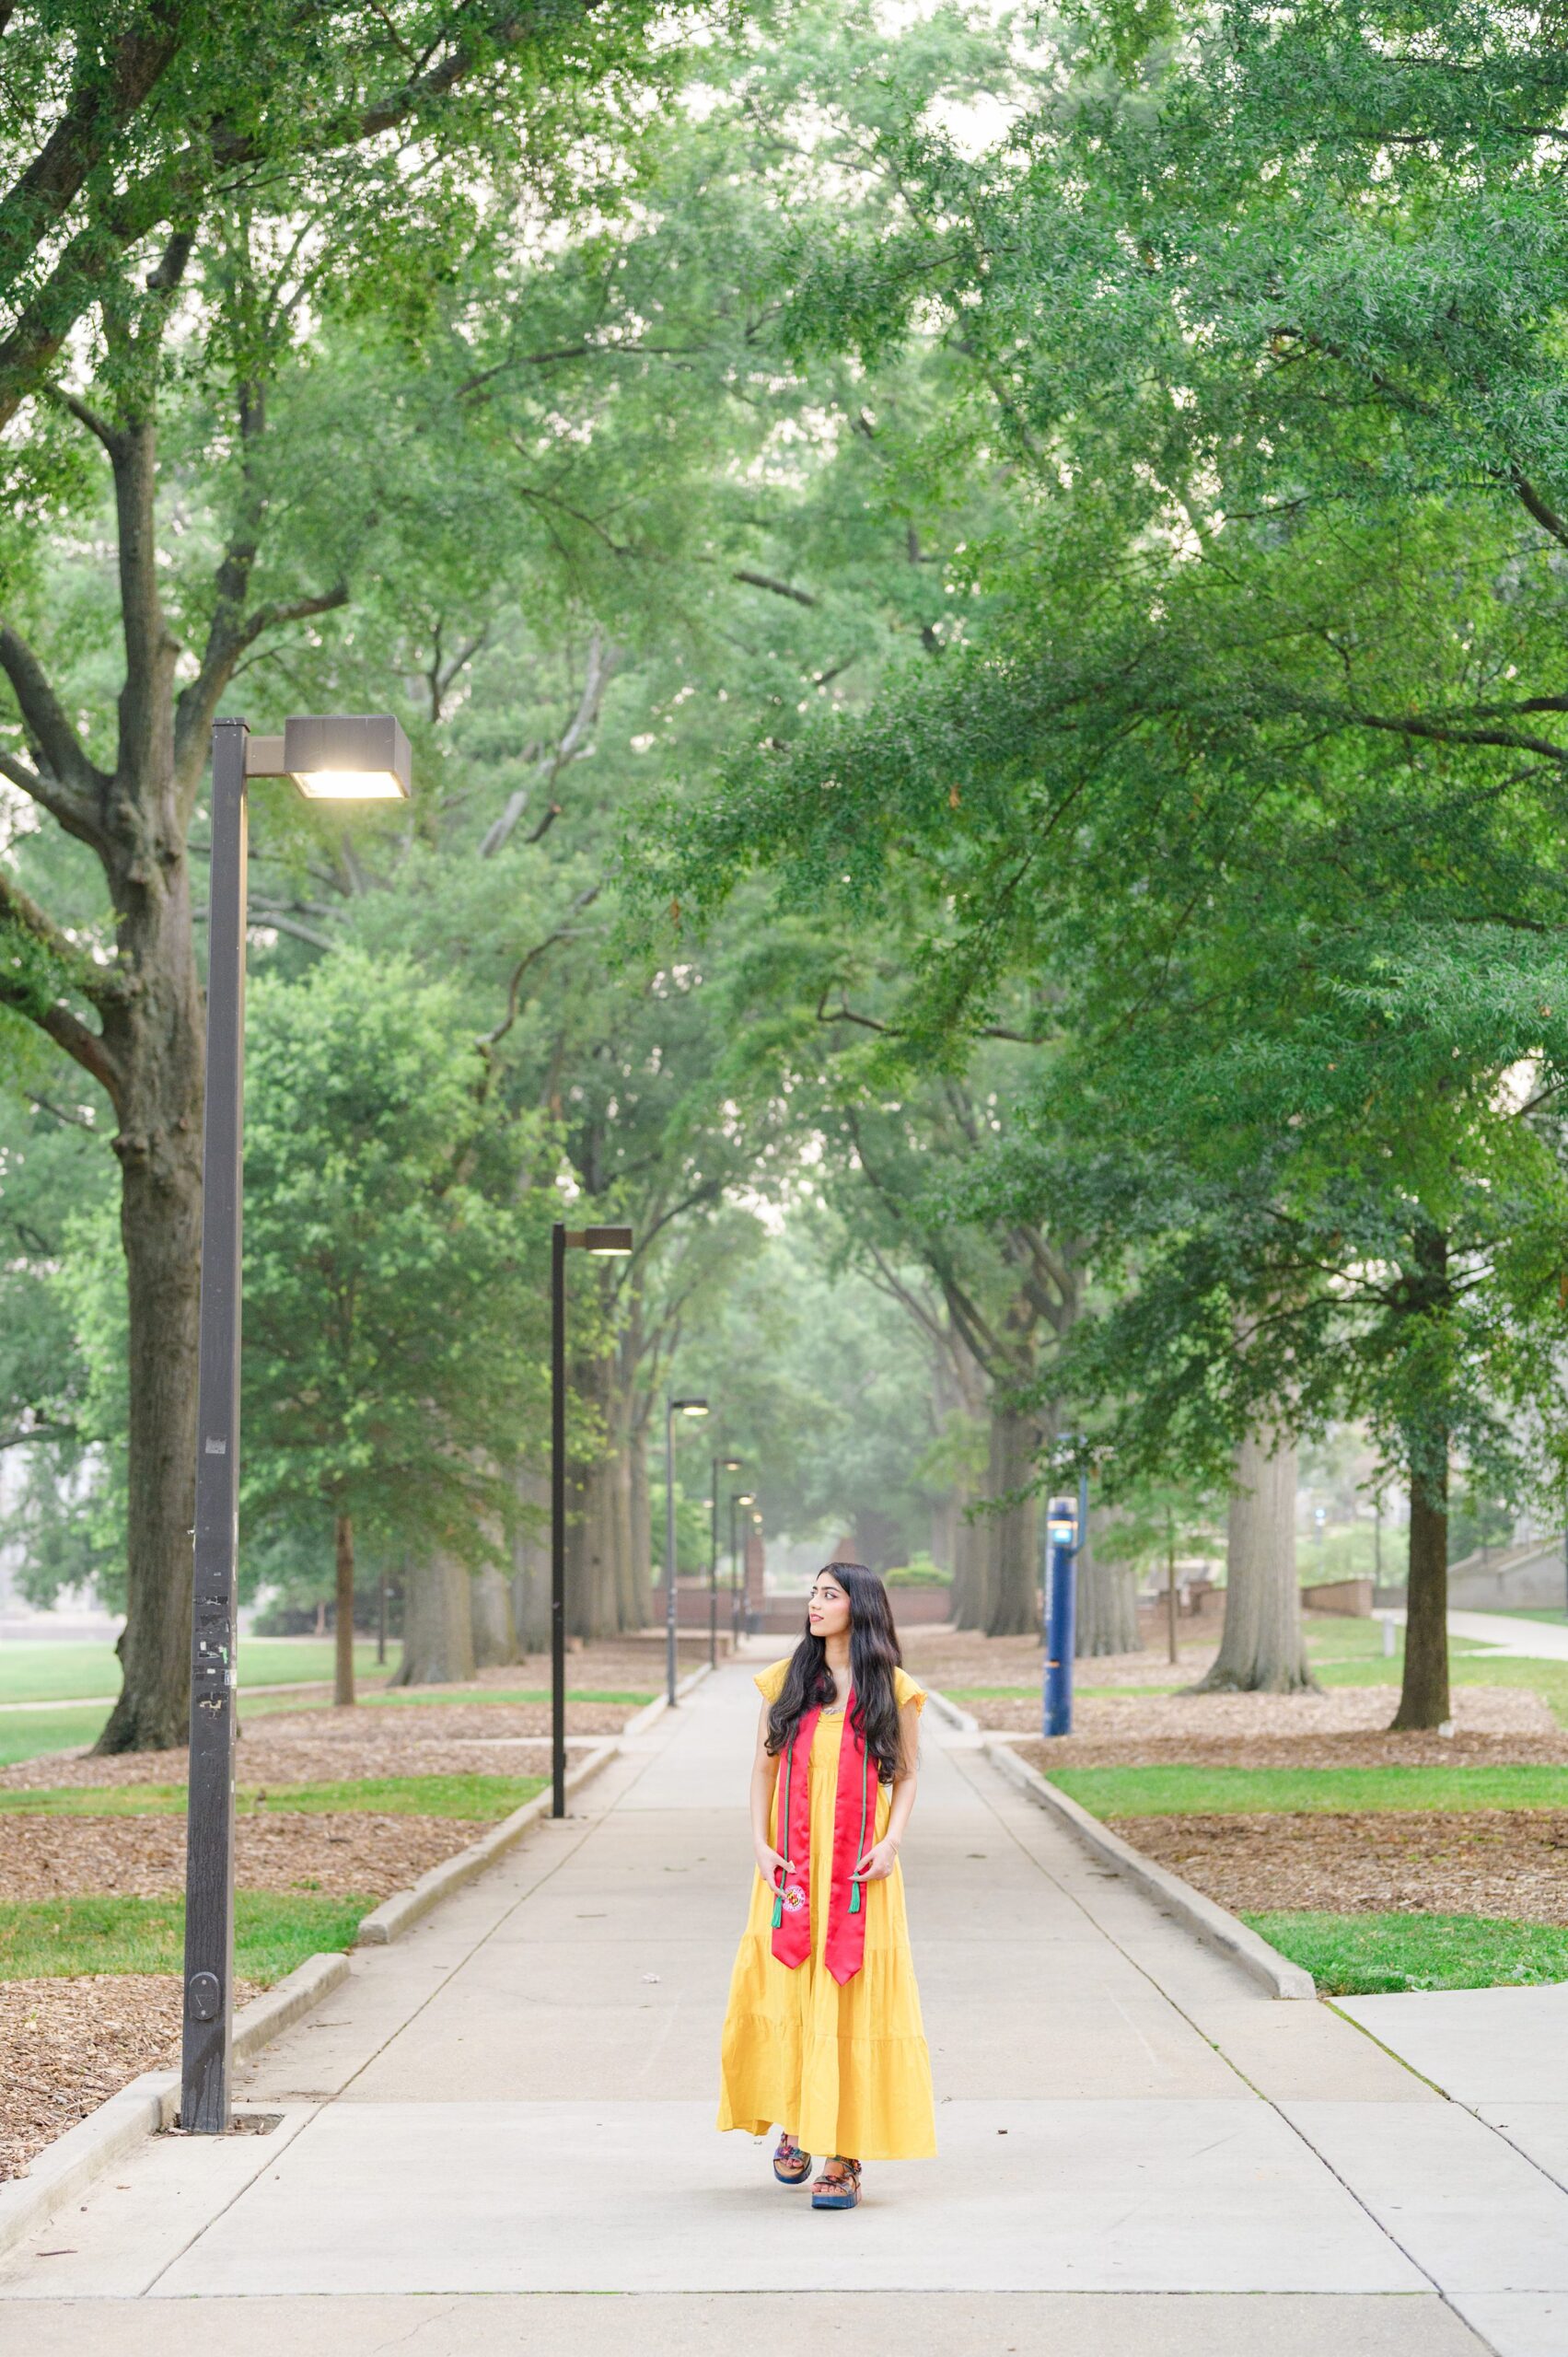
811;2156;861;2211
772;2133;812;2185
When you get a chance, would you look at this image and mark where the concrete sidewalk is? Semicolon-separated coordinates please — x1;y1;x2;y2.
1;1655;1562;2353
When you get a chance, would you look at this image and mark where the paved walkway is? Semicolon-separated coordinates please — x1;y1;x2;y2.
3;1656;1565;2353
1444;1610;1568;1662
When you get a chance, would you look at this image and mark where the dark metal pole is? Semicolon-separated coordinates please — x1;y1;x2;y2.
730;1494;740;1643
708;1457;719;1672
181;717;249;2133
552;1222;567;1819
665;1399;678;1707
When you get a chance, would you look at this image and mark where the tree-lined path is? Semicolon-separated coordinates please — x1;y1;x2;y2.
2;1660;1559;2352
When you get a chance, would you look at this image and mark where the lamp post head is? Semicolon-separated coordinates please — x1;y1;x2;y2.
581;1225;633;1255
736;1492;755;1506
285;714;412;799
673;1397;709;1418
721;1456;743;1471
1048;1494;1077;1548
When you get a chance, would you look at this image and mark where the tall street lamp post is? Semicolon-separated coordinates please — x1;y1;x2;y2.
182;714;412;2138
729;1490;755;1639
709;1455;742;1669
665;1395;709;1704
552;1223;633;1821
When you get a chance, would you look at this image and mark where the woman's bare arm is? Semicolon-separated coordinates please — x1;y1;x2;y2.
750;1700;790;1887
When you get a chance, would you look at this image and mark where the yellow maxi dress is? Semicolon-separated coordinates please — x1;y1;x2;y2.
716;1657;937;2161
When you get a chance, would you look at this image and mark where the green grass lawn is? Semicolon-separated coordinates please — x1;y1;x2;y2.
1249;1910;1568;1995
1054;1762;1568;1816
1484;1607;1568;1627
0;1771;546;1820
0;1891;370;1984
0;1638;401;1706
0;1704;111;1768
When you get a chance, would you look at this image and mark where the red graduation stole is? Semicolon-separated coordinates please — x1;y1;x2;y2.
770;1687;878;1986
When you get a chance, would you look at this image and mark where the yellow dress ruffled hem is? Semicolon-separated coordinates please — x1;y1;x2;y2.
715;1658;937;2161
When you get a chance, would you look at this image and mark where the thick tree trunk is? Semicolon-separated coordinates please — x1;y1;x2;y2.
470;1564;517;1668
928;1492;959;1578
391;1552;475;1686
950;1497;982;1628
93;442;205;1754
1191;1434;1315;1694
334;1511;354;1706
1393;1455;1450;1730
983;1402;1040;1636
1075;1507;1139;1656
509;1464;551;1654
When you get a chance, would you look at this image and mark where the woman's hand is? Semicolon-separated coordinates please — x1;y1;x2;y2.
854;1834;900;1884
755;1840;794;1887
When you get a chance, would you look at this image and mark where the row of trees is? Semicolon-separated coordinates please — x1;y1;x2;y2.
6;0;1566;1738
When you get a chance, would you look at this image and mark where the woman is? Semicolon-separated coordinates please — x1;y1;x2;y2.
716;1560;936;2209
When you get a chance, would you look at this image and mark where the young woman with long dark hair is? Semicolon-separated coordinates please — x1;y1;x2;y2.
716;1560;935;2209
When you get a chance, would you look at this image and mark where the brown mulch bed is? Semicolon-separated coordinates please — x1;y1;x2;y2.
0;1714;595;1794
0;1973;261;2182
1110;1810;1568;1927
900;1628;1219;1691
1007;1683;1568;1771
0;1811;488;1903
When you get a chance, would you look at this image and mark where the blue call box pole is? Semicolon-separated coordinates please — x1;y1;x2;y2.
1042;1474;1088;1738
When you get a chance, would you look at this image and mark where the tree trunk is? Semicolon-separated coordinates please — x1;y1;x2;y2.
94;692;205;1751
1393;1454;1450;1730
928;1492;959;1578
950;1497;982;1628
334;1511;354;1706
1190;1434;1315;1693
1075;1506;1139;1656
391;1552;475;1686
470;1564;517;1668
509;1464;551;1654
983;1402;1040;1636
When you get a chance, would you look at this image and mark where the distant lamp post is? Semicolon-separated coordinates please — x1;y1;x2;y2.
552;1223;633;1826
183;714;412;2140
665;1396;709;1703
729;1491;755;1639
710;1456;743;1668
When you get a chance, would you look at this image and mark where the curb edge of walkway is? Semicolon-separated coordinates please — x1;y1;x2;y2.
974;1729;1317;2002
355;1737;621;1944
0;1708;659;2258
620;1657;713;1741
0;1948;353;2262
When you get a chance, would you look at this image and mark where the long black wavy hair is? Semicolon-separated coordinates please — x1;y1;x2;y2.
765;1562;905;1783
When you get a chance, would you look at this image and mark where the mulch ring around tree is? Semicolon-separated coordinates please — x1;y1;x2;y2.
1109;1810;1568;1927
0;1811;488;1904
0;1972;261;2184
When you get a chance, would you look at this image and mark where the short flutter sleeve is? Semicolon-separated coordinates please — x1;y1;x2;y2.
894;1668;927;1714
753;1657;791;1705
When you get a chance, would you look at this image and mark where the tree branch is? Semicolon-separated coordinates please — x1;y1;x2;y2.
733;568;819;609
480;630;615;858
0;620;109;843
477;886;601;1062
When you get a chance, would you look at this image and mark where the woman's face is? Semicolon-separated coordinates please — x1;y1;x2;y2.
807;1570;852;1642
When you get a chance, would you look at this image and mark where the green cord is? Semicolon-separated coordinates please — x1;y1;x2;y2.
849;1727;870;1913
772;1730;791;1928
